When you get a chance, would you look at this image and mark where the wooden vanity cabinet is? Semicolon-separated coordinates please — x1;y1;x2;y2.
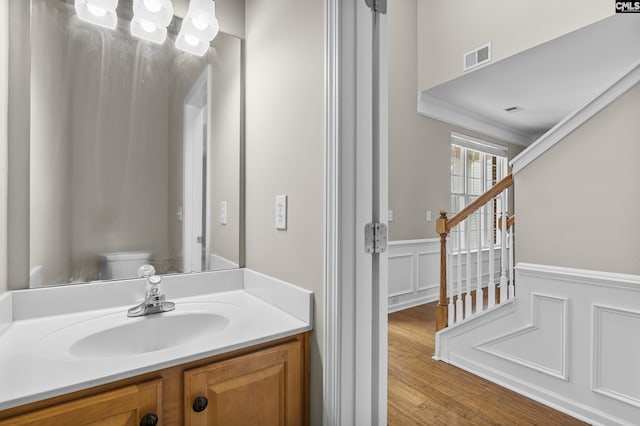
0;379;162;426
184;340;303;426
0;333;309;426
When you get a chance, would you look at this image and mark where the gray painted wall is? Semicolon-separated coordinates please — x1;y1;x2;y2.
388;0;524;241
0;0;7;295
245;0;324;423
416;0;613;91
515;82;640;275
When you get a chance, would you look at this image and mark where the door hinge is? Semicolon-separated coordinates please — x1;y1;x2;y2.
365;0;387;14
365;222;388;254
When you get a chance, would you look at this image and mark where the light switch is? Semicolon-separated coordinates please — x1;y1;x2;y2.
388;210;394;222
220;201;227;225
275;195;287;230
426;210;432;222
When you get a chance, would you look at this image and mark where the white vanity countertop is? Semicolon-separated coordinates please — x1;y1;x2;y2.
0;269;313;411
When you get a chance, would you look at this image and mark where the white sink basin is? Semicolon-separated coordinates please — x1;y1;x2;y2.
37;302;235;360
70;312;229;358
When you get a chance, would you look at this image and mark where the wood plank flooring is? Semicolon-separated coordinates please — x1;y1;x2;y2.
388;302;587;425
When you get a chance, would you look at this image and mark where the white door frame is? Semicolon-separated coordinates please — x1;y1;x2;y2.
324;0;388;424
183;66;212;273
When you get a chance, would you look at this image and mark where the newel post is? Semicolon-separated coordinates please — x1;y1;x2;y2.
435;211;448;331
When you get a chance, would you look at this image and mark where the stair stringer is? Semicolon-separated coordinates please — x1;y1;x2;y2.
434;263;640;426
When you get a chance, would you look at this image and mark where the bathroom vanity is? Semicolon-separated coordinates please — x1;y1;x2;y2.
0;333;309;425
0;269;313;425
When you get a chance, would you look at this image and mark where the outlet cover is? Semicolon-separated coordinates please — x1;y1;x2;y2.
275;195;288;230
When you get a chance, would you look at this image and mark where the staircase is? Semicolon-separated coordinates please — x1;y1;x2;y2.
431;62;640;426
435;173;515;331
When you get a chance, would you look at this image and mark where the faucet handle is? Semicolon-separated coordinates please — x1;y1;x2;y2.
137;264;156;278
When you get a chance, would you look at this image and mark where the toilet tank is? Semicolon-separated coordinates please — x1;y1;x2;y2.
99;251;152;280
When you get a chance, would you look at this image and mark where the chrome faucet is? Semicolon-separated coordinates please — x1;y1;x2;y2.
127;264;175;317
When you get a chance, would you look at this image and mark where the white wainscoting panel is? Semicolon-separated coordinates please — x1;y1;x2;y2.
477;293;568;380
592;304;640;408
435;263;640;426
388;239;501;313
388;253;414;297
387;239;438;313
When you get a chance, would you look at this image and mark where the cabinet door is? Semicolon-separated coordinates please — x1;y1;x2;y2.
184;341;303;426
0;379;162;426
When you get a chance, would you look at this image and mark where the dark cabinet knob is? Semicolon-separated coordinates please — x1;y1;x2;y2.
140;413;158;426
192;395;208;412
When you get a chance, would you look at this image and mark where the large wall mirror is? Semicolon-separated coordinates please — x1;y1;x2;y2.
10;0;244;288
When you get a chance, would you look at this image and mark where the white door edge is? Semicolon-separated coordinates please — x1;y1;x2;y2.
324;0;388;424
182;66;212;273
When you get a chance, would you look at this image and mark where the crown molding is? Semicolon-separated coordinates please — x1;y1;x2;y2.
417;92;536;147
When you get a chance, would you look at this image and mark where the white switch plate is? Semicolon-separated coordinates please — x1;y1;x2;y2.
275;195;287;230
388;210;394;222
220;201;227;225
426;210;432;222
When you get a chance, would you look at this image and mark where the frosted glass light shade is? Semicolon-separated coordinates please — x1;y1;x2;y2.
132;0;174;27
175;0;219;56
130;0;173;44
175;32;210;56
131;18;168;44
74;0;118;29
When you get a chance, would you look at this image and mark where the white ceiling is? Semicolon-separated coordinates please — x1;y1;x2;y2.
420;15;640;146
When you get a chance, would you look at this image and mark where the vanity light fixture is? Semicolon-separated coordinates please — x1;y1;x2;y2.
131;0;174;44
175;0;219;56
74;0;119;30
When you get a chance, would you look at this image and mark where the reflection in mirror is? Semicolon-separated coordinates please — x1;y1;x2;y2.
22;0;242;287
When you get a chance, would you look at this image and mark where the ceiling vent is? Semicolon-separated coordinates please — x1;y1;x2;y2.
463;43;492;72
504;105;524;113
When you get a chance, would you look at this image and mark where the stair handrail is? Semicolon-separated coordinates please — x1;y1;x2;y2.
435;173;514;331
445;173;513;232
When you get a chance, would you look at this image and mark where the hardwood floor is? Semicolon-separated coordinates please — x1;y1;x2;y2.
388;302;587;425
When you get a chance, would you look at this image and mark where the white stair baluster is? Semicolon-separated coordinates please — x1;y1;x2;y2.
465;218;473;319
475;208;483;314
488;198;495;308
447;234;454;327
508;222;515;298
456;226;463;323
500;190;508;303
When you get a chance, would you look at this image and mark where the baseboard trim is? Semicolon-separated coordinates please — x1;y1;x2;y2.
388;296;435;313
448;353;632;426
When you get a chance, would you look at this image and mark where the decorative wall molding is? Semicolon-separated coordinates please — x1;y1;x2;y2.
476;293;569;380
511;60;640;175
517;263;640;291
388;239;439;313
592;304;640;408
435;263;640;425
388;239;501;313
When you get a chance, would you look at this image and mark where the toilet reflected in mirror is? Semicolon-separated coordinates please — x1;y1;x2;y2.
98;251;152;281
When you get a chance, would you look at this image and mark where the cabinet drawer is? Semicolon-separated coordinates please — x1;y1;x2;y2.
0;379;162;426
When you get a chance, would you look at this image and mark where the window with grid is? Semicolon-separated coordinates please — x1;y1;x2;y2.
450;133;507;251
